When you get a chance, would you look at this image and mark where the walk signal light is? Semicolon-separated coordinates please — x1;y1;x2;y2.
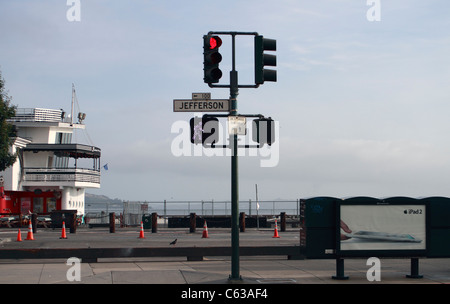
190;116;203;144
252;117;275;146
204;35;223;84
254;35;277;85
190;116;219;146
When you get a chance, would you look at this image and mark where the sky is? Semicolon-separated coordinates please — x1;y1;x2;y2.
1;0;450;202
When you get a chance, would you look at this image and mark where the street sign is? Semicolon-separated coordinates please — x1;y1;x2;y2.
228;116;246;135
173;99;230;112
192;92;211;100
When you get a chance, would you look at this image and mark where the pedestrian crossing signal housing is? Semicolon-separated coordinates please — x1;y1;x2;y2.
252;118;275;146
190;116;219;146
254;35;277;85
203;35;223;84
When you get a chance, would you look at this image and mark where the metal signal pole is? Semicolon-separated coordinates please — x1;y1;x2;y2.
229;32;240;281
206;31;274;281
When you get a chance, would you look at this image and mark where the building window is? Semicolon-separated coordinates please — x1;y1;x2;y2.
53;132;72;168
21;198;31;214
56;132;72;144
33;197;44;213
47;198;57;212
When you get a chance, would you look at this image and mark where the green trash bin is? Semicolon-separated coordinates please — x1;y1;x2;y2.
142;214;151;229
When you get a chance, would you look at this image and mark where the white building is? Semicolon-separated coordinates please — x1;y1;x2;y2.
0;107;101;216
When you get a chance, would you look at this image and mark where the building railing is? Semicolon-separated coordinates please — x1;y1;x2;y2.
23;168;100;184
117;200;301;226
8;108;64;123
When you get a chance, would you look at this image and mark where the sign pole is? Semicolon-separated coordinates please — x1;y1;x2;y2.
229;33;241;281
256;184;259;230
174;31;276;281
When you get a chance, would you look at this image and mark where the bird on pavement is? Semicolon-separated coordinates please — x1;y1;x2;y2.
170;238;177;245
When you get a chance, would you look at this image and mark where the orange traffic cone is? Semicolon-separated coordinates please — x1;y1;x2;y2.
60;221;67;239
272;219;280;238
138;221;145;239
25;222;34;240
16;229;22;242
202;220;209;238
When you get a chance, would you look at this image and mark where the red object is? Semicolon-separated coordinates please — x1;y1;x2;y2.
209;36;222;49
60;221;67;239
2;190;62;215
272;219;280;238
25;222;34;240
16;229;22;242
202;220;209;238
138;221;145;239
0;186;6;214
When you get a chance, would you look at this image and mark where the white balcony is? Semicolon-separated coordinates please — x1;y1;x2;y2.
22;168;100;188
21;143;101;189
9;108;63;123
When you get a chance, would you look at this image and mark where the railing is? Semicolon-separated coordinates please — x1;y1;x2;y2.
123;200;301;217
23;168;100;184
118;200;301;226
8;108;63;123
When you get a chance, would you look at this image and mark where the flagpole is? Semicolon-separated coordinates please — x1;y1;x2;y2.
255;184;259;230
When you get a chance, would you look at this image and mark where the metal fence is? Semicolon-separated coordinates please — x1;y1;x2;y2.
9;108;62;123
121;201;147;226
118;200;301;226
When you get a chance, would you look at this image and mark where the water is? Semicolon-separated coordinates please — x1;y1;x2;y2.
85;203;123;214
85;200;301;217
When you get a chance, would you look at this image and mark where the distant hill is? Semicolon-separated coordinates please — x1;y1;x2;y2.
85;193;123;205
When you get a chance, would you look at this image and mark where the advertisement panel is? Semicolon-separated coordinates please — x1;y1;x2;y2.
337;201;427;256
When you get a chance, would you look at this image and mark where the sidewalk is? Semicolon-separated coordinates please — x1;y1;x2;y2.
0;256;449;284
0;227;448;285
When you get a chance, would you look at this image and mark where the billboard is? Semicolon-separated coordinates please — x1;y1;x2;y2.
337;201;427;256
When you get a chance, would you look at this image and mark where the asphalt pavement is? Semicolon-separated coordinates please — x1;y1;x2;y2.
0;226;449;286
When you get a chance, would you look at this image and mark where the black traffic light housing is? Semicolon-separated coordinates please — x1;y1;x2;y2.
252;117;275;146
254;35;277;85
203;35;223;84
190;115;219;146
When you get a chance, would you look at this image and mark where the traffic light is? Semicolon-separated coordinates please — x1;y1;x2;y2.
203;35;223;84
254;35;277;85
252;117;275;146
190;115;219;146
190;116;203;144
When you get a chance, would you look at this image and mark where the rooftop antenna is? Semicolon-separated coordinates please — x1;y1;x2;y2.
70;83;94;146
71;83;75;126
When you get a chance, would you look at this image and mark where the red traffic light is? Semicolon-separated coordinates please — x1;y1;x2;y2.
209;36;222;49
204;35;223;84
